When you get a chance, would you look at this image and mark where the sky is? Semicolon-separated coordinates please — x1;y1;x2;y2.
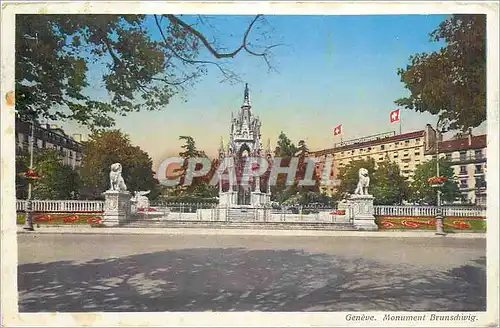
57;14;487;170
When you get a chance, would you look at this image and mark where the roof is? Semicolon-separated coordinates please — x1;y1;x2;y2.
310;130;425;156
436;134;487;153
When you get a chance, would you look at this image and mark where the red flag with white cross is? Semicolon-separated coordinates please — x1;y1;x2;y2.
390;109;400;123
333;124;342;136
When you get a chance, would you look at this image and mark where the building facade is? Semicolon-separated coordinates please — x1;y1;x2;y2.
311;124;487;205
425;129;487;206
310;124;441;195
15;116;84;169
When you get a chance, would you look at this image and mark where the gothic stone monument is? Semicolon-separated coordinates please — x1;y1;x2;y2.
103;163;131;226
217;83;272;209
349;168;378;231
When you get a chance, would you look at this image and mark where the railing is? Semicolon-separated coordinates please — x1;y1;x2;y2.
16;200;104;213
374;205;486;217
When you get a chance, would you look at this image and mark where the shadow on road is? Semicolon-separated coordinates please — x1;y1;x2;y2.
18;249;486;312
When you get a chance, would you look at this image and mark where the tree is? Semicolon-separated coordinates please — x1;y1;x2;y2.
396;14;486;132
371;161;410;205
169;135;217;199
15;14;277;130
271;135;321;203
16;148;80;200
409;158;462;205
78;130;158;199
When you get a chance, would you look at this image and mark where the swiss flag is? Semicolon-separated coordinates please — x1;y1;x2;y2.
333;124;342;136
390;109;400;123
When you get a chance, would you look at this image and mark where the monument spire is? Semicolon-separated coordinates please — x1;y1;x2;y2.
242;83;251;107
265;138;271;155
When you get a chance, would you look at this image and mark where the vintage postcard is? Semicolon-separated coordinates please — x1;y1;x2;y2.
1;1;498;327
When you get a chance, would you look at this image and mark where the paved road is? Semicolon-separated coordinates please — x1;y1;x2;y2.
18;233;486;312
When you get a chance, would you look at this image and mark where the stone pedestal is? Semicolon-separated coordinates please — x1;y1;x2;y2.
251;192;270;207
349;194;378;231
219;191;237;206
103;190;131;226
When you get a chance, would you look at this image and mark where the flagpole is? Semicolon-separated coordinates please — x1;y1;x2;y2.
399;118;402;135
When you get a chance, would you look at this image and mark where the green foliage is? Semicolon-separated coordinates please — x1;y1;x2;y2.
409;158;462;205
165;135;217;198
336;158;410;205
78;130;158;199
16;148;80;200
396;14;486;131
371;160;410;205
336;158;377;197
274;131;298;157
15;14;275;130
271;133;322;203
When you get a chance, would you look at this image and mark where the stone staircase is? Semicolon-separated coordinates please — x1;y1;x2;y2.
226;207;256;221
121;217;355;231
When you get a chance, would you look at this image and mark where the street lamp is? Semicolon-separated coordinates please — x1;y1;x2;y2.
22;32;38;231
434;124;446;236
23;119;35;231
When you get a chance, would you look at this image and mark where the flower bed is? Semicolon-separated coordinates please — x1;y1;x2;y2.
17;213;104;226
374;216;486;232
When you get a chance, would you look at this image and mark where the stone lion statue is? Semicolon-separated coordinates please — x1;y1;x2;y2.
354;168;370;195
109;163;127;191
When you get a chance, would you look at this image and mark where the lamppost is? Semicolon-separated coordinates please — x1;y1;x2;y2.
22;32;38;231
23;119;35;231
434;124;446;236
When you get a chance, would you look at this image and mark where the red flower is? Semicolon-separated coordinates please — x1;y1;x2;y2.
87;216;103;224
402;220;420;228
428;176;448;185
330;210;345;215
381;221;395;228
34;214;51;222
62;215;79;223
453;221;471;229
23;169;41;179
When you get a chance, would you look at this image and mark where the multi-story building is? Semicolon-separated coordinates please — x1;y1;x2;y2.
311;124;487;205
310;124;441;195
425;128;487;206
15;116;84;169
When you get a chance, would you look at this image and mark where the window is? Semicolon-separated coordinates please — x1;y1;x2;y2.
475;176;486;189
415;138;420;143
460;165;467;174
460;179;468;188
460;151;467;161
380;145;385;150
415;151;420;156
405;140;410;144
475;149;483;159
395;142;400;146
368;147;372;151
403;153;409;157
445;153;452;161
475;164;482;173
393;153;398;158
